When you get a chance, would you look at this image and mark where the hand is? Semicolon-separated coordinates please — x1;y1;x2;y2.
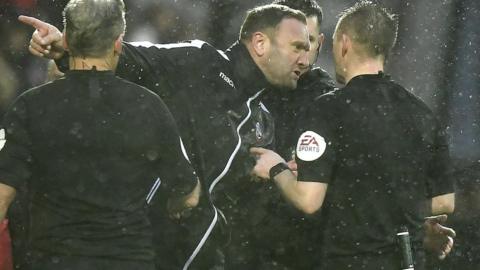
287;159;298;177
167;196;194;220
18;15;65;60
167;180;201;219
250;147;286;179
423;214;456;260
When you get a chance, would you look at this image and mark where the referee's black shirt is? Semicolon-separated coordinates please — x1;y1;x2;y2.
295;72;454;262
0;70;197;262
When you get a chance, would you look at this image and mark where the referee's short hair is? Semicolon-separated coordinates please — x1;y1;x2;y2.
239;4;307;42
272;0;323;28
336;0;398;59
63;0;126;58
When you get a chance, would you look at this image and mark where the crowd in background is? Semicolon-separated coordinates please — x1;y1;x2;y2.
1;0;479;268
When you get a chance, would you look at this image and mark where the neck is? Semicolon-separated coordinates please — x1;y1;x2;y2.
69;55;116;71
344;57;384;84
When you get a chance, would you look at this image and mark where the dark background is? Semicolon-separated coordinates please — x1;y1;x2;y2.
0;0;479;268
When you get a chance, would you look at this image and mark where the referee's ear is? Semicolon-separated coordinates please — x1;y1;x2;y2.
341;33;350;58
114;33;124;55
62;30;69;52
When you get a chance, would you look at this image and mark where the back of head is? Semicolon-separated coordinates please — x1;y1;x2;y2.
63;0;126;58
336;0;398;60
272;0;323;27
239;4;307;42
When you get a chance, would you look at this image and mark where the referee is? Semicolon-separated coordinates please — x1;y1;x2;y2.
251;1;454;269
0;0;199;269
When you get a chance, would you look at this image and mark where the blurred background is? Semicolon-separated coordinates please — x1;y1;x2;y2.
0;0;479;268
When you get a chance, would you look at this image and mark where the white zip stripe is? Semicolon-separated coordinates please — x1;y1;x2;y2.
208;89;265;194
179;137;191;163
130;40;205;50
146;177;161;204
183;206;219;270
183;89;265;270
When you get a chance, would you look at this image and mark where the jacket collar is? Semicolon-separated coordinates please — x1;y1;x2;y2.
225;41;271;96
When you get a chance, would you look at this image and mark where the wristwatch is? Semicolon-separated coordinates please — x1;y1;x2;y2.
269;162;290;180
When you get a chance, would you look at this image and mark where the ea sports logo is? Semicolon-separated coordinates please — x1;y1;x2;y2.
300;135;319;147
296;131;326;161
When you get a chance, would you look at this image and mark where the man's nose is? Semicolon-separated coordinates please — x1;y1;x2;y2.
298;52;309;68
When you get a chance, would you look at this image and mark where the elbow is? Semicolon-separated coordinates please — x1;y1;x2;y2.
301;206;320;215
298;201;322;215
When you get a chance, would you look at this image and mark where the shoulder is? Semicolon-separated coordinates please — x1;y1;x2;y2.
112;76;164;102
297;88;342;129
299;67;336;94
308;68;336;87
383;79;436;117
16;79;63;102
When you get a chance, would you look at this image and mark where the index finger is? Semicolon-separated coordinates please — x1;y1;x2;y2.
425;214;448;225
18;15;49;32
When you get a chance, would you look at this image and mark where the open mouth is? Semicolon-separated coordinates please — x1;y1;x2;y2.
293;70;301;78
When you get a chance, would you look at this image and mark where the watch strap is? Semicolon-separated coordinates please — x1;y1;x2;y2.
269;162;290;180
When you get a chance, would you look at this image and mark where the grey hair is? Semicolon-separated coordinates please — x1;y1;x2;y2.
63;0;126;57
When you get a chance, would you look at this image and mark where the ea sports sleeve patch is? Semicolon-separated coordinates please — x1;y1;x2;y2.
296;131;327;161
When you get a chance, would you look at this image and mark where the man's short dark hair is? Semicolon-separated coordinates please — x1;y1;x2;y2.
336;0;398;59
272;0;323;28
239;4;307;42
63;0;126;57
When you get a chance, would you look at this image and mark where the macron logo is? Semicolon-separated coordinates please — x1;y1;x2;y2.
219;72;235;88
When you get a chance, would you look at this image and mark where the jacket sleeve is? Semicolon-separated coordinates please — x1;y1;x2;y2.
295;101;337;184
147;94;199;198
426;124;455;197
116;40;208;97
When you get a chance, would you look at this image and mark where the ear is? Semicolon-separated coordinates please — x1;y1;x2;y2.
114;33;124;55
341;33;350;58
251;31;270;57
317;33;325;54
62;30;69;51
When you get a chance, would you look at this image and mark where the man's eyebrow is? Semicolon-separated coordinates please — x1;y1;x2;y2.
292;40;310;51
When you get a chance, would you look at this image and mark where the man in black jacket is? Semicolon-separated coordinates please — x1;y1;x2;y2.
223;1;335;269
21;4;311;269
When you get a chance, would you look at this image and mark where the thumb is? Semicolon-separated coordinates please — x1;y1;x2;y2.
18;15;50;37
436;223;456;238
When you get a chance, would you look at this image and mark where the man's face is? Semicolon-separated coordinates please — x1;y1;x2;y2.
302;15;323;75
263;18;310;89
